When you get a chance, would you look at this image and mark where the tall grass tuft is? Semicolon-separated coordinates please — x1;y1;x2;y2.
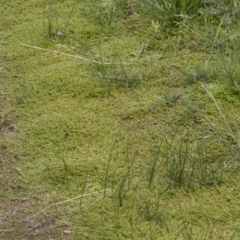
137;196;168;229
81;0;120;26
141;0;240;27
201;82;240;167
43;3;57;39
220;37;240;94
113;142;134;207
184;61;219;86
141;0;203;27
148;144;161;189
43;0;77;39
91;49;143;93
162;128;223;188
103;141;116;198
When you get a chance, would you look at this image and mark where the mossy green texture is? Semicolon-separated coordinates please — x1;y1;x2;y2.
1;0;240;239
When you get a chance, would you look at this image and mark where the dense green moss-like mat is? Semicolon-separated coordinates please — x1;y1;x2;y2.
1;1;240;239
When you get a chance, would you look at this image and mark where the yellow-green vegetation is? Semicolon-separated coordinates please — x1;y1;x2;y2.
1;0;240;239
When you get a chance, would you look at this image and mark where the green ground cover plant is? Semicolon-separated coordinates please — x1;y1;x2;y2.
1;0;240;239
